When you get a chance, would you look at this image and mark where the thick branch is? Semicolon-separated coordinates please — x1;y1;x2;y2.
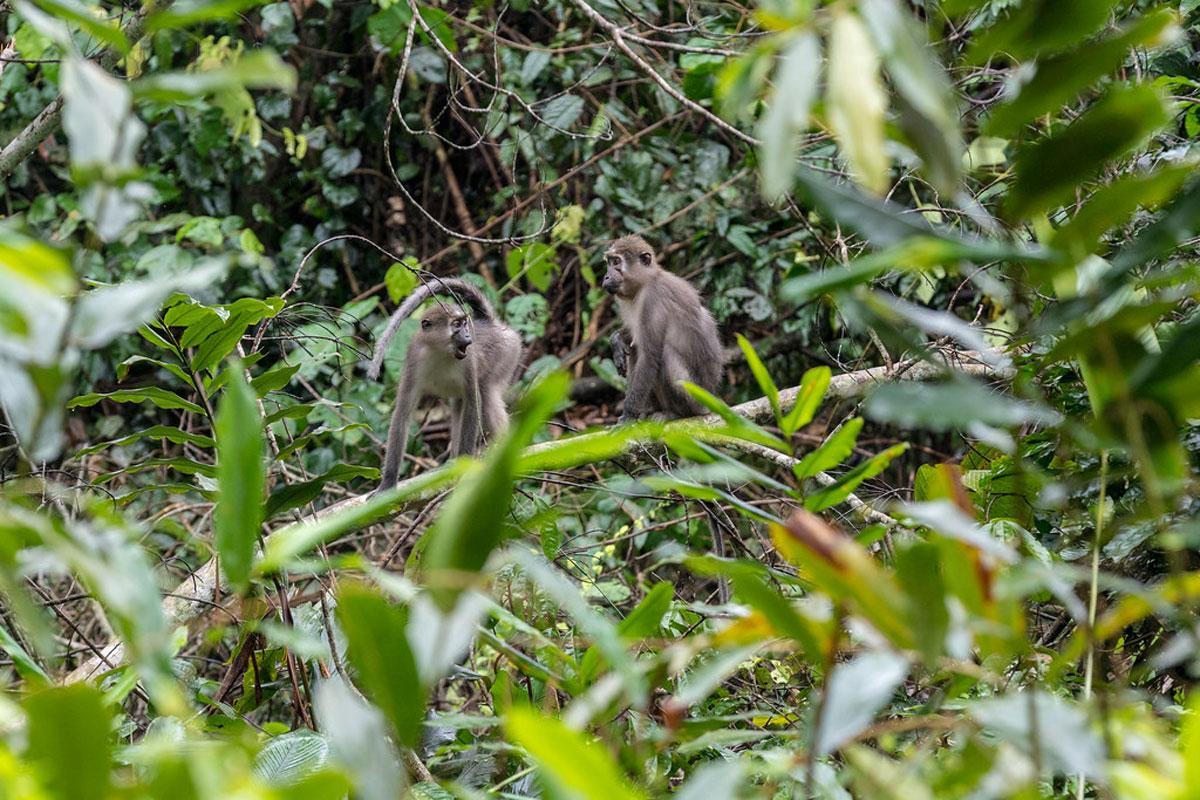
65;354;1008;684
0;1;172;180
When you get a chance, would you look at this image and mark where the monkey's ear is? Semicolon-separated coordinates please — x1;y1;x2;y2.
639;251;652;266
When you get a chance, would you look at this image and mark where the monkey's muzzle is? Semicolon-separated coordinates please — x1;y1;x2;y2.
602;275;619;295
452;328;472;359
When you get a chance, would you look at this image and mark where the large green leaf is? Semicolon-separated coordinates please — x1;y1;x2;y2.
134;51;297;101
25;685;113;800
984;10;1178;137
804;443;909;511
860;0;962;194
826;8;889;193
335;583;424;746
505;707;646;800
68;387;205;415
757;31;820;199
214;366;265;592
968;0;1123;62
814;650;909;755
794;418;863;480
864;379;1061;431
1005;84;1169;221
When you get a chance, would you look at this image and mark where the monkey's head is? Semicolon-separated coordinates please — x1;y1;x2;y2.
602;235;656;298
419;306;473;359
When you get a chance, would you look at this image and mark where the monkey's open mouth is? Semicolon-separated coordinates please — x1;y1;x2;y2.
454;344;469;359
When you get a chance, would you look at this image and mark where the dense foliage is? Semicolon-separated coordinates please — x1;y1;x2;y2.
3;0;1200;797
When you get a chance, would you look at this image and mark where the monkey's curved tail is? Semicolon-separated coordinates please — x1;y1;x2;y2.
367;277;497;380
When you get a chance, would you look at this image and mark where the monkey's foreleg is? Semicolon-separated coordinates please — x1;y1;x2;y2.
380;366;421;489
611;329;634;377
619;345;658;424
452;361;483;456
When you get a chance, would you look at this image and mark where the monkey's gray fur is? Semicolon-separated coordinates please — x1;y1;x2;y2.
601;234;722;421
369;277;522;488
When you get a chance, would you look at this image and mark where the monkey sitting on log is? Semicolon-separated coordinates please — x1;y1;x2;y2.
601;234;723;422
368;278;522;488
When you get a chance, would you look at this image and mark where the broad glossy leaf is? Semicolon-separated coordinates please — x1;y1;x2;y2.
60;58;147;241
864;379;1061;431
968;0;1123;62
313;678;404;800
385;259;419;302
258;465;464;574
985;10;1179;136
146;0;271;31
826;9;889;193
254;729;330;786
335;584;424;746
541;94;585;132
214;367;265;592
71;261;227;349
423;372;567;609
0;623;48;682
846;747;936;800
814;650;909;754
69;387;205;415
804;443;908;511
736;334;781;425
790;168;1047;260
1005;84;1169;221
264;465;377;519
968;692;1105;777
134;51;296;101
794;418;863;480
780;365;830;435
25;685;112;800
1050;162;1193;263
681;381;789;451
75;425;215;457
505;708;646;800
251;361;301;395
30;0;128;52
860;0;962;193
758;31;819;199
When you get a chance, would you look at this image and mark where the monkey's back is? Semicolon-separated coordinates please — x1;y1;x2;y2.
652;271;722;390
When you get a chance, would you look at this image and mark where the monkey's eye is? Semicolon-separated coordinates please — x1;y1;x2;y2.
420;320;431;330
639;252;652;265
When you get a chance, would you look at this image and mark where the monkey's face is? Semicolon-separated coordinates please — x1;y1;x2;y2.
602;247;652;297
420;311;473;359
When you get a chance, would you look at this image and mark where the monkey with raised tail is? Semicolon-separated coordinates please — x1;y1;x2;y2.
601;235;723;422
369;277;523;488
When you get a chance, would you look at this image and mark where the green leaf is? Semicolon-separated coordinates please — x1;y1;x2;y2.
75;425;215;457
385;258;419;302
826;8;889;193
781;366;830;436
251;361;301;395
968;0;1123;62
1005;84;1169;221
115;354;191;384
423;372;568;609
794;418;863;480
736;334;781;425
757;31;820;199
25;685;113;800
789;168;1047;261
541;94;585;132
133;50;297;101
504;707;646;800
864;379;1061;431
145;0;271;32
214;365;265;592
860;0;962;194
264;464;378;519
730;572;827;663
0;623;49;683
804;443;909;512
1050;163;1195;263
335;583;424;746
814;650;909;754
258;466;463;574
30;0;128;53
68;387;205;415
680;382;789;451
984;10;1178;137
254;729;330;787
